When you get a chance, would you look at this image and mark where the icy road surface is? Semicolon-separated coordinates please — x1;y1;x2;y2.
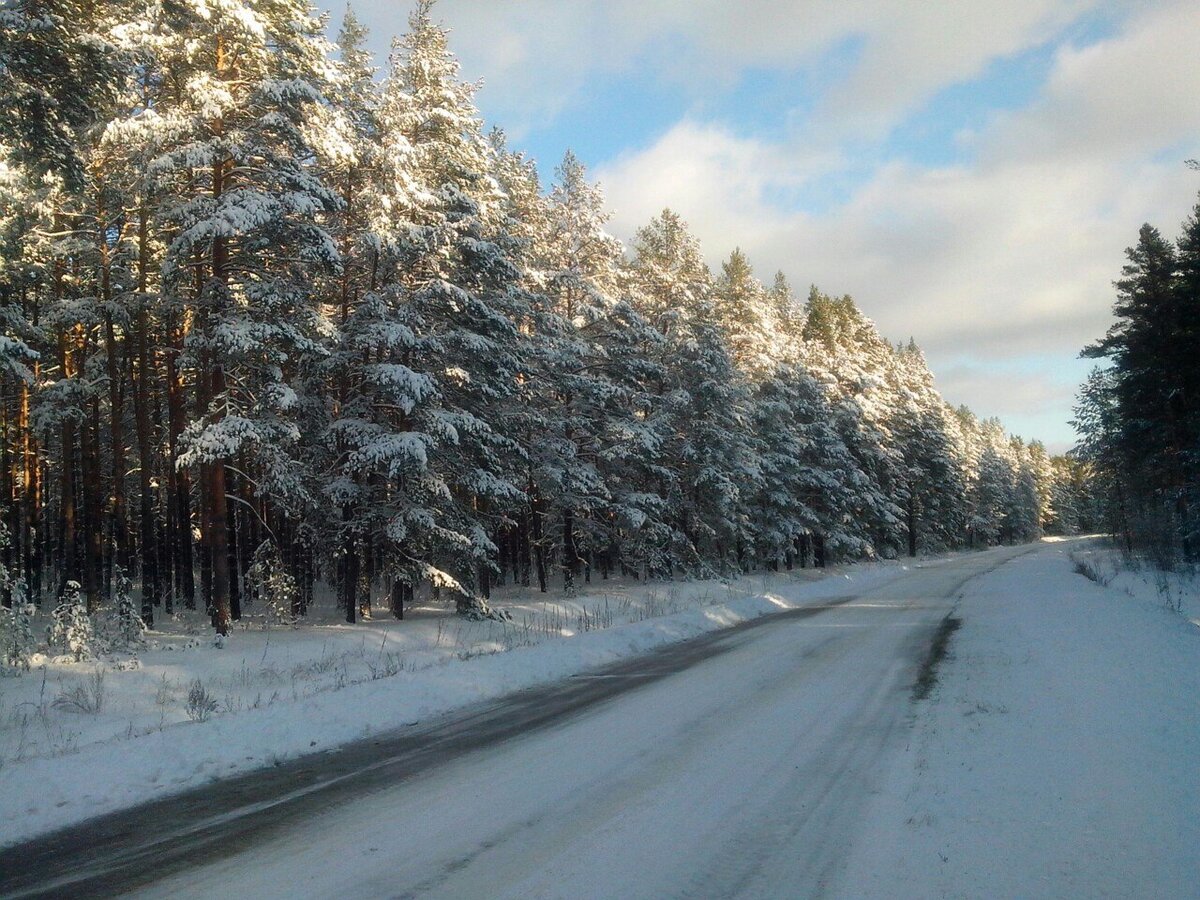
10;541;1194;899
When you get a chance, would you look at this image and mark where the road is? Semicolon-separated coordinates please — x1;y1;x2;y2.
0;544;1035;899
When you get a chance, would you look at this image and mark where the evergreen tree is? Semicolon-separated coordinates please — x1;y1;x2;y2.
147;0;342;633
891;342;967;555
628;211;752;572
0;0;126;186
1083;214;1198;561
48;579;93;660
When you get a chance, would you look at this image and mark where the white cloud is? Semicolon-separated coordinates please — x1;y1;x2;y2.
595;2;1200;439
810;0;1095;139
341;0;1122;139
595;121;833;253
985;1;1200;164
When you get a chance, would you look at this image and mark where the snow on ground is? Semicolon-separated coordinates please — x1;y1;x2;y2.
0;557;915;848
1067;538;1200;624
843;540;1200;898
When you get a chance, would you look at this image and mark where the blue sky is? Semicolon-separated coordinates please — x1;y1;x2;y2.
327;0;1200;452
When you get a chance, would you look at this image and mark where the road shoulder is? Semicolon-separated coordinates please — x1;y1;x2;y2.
841;543;1200;898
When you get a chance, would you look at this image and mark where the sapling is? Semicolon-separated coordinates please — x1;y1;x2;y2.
246;540;300;627
109;567;144;651
48;581;94;661
1;577;36;672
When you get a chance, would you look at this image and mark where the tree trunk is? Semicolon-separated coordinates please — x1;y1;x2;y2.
531;495;547;593
389;578;408;620
518;509;531;587
132;204;159;624
166;322;195;609
226;467;242;622
82;392;103;611
562;506;578;592
104;317;130;576
343;529;359;625
906;496;918;558
19;369;38;595
58;333;79;596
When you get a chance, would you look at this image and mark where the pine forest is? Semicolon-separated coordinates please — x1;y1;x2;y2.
0;0;1097;641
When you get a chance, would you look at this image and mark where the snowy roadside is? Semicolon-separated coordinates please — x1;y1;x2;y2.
842;541;1200;898
1068;539;1200;624
0;556;927;848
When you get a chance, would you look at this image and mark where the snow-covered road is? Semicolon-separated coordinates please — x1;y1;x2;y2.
8;540;1196;899
137;552;975;900
22;544;1024;899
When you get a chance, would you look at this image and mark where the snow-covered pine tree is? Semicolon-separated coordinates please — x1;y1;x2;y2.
146;0;341;633
93;13;182;621
802;288;906;558
313;7;393;623
108;566;144;650
538;152;675;588
1;520;36;670
0;0;125;187
627;211;755;573
750;271;873;566
972;419;1018;545
48;579;93;660
327;2;527;618
1008;438;1044;544
1;577;36;672
890;341;967;554
1024;439;1056;535
0;158;43;601
245;539;300;626
0;163;39;384
486;133;567;590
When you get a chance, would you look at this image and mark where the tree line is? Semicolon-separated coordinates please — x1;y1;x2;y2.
0;0;1088;635
1074;181;1200;569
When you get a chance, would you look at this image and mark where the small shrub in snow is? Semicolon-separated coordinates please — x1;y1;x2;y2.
1071;552;1114;587
186;679;219;722
246;540;299;627
1;577;36;673
52;668;106;714
47;581;94;661
459;596;512;623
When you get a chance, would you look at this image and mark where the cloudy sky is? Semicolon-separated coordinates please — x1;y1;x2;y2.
325;0;1200;452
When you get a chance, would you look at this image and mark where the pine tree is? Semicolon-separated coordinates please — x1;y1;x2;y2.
48;579;93;660
246;540;300;626
0;0;126;187
1;578;36;671
803;288;906;556
891;342;967;555
327;2;527;618
535;151;634;590
1171;194;1200;554
147;0;341;633
1083;218;1195;560
109;566;144;650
